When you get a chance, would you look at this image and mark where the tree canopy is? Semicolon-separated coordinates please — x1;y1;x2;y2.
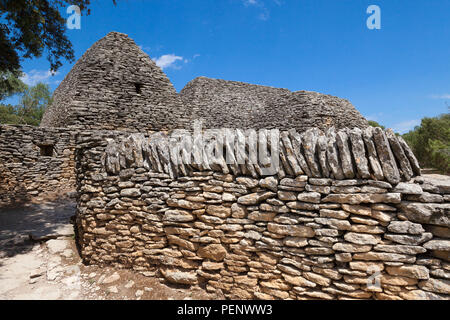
0;0;93;74
365;117;449;174
0;70;27;101
368;120;385;129
403;112;450;174
0;0;118;125
0;80;52;126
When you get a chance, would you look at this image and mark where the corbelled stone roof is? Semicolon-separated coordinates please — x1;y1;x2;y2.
41;32;368;132
40;32;187;131
180;77;369;131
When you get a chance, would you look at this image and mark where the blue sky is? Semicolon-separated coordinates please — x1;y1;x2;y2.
13;0;450;133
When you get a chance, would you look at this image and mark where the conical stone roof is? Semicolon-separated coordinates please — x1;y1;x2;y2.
180;77;369;132
41;32;187;131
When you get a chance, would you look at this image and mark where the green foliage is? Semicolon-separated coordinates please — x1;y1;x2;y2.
0;70;27;101
368;120;385;129
0;82;52;126
0;0;116;75
0;104;21;124
403;113;450;174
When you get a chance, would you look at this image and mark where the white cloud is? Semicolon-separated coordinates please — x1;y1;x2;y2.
392;119;421;134
243;0;258;5
430;94;450;99
20;69;59;86
153;54;184;70
242;0;271;21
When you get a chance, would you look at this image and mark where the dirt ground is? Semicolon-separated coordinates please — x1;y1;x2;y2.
0;200;222;300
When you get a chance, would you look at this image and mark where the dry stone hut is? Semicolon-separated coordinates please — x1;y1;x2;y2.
41;31;368;132
1;32;449;300
40;32;187;131
180;76;369;131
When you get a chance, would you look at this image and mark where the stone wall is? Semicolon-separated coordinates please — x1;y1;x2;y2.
0;125;77;207
75;128;450;300
180;77;369;131
41;32;370;133
40;32;188;132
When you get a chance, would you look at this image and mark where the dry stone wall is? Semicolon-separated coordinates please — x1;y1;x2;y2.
0;125;77;207
40;32;188;132
180;77;369;132
101;126;421;184
40;32;369;133
75;128;450;300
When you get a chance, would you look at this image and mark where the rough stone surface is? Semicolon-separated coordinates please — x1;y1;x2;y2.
180;77;369;132
2;32;449;302
41;32;187;131
0;125;76;206
74;133;449;300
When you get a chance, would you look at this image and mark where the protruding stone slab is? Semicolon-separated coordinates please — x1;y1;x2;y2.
237;192;275;205
397;135;421;176
398;202;450;227
325;128;345;180
288;129;312;176
344;232;380;245
362;127;384;180
335;130;355;179
384;233;433;245
372;127;400;184
163;209;195;222
387;221;425;235
393;182;423;195
161;269;198;285
418;278;450;295
385;129;414;181
317;134;330;178
386;265;429;280
348;128;370;179
197;244;227;261
280;131;303;176
423;240;450;251
267;223;315;237
301;128;322;178
322;193;401;204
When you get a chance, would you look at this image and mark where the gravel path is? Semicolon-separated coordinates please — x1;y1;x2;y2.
0;200;220;300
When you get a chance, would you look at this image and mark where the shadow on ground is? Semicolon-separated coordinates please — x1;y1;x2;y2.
0;201;76;262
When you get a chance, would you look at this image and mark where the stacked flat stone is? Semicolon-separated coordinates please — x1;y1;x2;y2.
74;133;450;300
0;125;77;206
40;32;369;134
180;77;369;131
40;32;188;132
102;127;421;184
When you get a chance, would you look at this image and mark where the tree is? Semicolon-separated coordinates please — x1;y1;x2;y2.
403;112;450;174
0;70;27;101
0;82;52;126
1;1;117;108
1;0;87;74
0;1;117;74
368;120;385;129
0;103;21;124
